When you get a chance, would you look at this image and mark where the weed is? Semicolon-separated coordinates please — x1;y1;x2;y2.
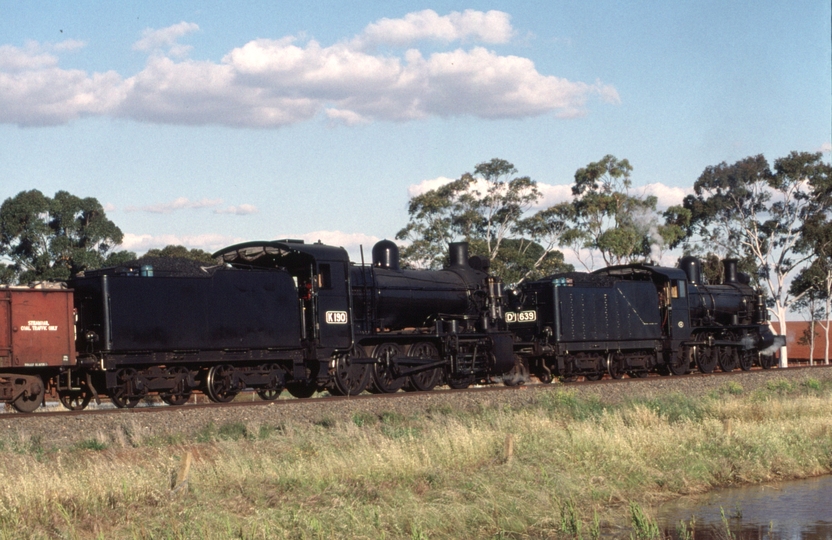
633;393;706;423
352;411;378;427
723;381;744;395
560;498;581;537
720;507;735;539
629;502;660;540
75;439;108;451
677;516;695;540
765;379;795;395
313;416;336;428
380;411;406;425
804;377;822;391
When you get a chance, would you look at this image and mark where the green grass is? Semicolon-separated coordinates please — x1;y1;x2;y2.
1;376;832;538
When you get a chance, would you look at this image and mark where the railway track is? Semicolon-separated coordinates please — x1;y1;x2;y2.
5;364;829;420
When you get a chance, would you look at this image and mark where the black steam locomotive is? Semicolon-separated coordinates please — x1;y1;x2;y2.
507;257;783;382
53;239;514;410
0;237;783;413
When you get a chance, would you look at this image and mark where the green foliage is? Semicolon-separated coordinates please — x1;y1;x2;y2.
75;439;108;451
560;155;677;268
0;189;134;284
628;502;661;540
396;158;572;284
143;244;215;264
677;151;832;336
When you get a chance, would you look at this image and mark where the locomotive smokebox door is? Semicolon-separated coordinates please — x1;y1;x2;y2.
315;261;352;349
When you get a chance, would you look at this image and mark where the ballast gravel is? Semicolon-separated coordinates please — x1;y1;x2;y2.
3;366;830;450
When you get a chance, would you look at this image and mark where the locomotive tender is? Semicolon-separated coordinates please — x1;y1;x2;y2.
0;238;783;413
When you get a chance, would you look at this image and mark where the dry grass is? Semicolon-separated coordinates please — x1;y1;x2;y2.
1;377;831;538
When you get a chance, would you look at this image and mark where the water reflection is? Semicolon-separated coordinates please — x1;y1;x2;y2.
657;475;832;539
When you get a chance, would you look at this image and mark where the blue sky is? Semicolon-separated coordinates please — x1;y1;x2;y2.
1;1;829;262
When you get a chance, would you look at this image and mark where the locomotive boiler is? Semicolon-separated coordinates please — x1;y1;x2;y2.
349;240;515;393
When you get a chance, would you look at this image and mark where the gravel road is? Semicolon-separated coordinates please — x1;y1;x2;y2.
3;366;830;450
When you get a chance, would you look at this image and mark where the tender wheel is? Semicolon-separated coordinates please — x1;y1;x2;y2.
110;369;143;409
668;347;691;376
628;370;649;378
718;346;738;373
369;343;407;393
160;366;193;406
58;381;92;411
11;376;44;413
205;364;239;403
257;364;285;401
331;345;371;396
695;346;718;374
404;342;441;392
607;354;626;380
584;372;603;381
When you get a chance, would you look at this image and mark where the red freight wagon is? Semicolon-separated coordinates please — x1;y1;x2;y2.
0;286;76;412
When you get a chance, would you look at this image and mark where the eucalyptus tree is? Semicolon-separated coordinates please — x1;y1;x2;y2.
396;158;572;284
559;155;680;270
680;151;831;366
0;189;134;284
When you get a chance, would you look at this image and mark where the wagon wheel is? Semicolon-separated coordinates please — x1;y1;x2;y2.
404;342;442;392
695;346;718;374
504;355;530;386
330;345;371;396
607;354;626;380
110;368;143;409
668;347;692;376
369;343;407;393
160;366;193;406
58;379;92;411
257;364;285;401
205;364;239;403
11;376;44;413
718;346;739;373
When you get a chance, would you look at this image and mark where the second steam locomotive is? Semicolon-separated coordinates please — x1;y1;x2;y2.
0;239;783;412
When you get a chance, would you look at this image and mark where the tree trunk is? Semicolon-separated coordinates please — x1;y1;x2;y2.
775;309;788;368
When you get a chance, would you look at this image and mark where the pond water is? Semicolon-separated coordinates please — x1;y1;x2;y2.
656;475;832;539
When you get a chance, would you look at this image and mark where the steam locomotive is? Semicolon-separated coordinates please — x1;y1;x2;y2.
0;239;783;413
507;257;783;382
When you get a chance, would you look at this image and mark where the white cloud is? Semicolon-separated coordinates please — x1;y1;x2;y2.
820;142;832;154
132;22;199;57
407;175;689;211
1;12;618;128
407;176;455;197
124;197;224;213
120;232;244;253
289;230;382;261
637;183;692;209
354;9;514;48
214;204;259;215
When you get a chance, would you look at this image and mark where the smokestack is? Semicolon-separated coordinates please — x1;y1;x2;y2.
680;256;701;285
448;242;469;268
723;259;738;284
